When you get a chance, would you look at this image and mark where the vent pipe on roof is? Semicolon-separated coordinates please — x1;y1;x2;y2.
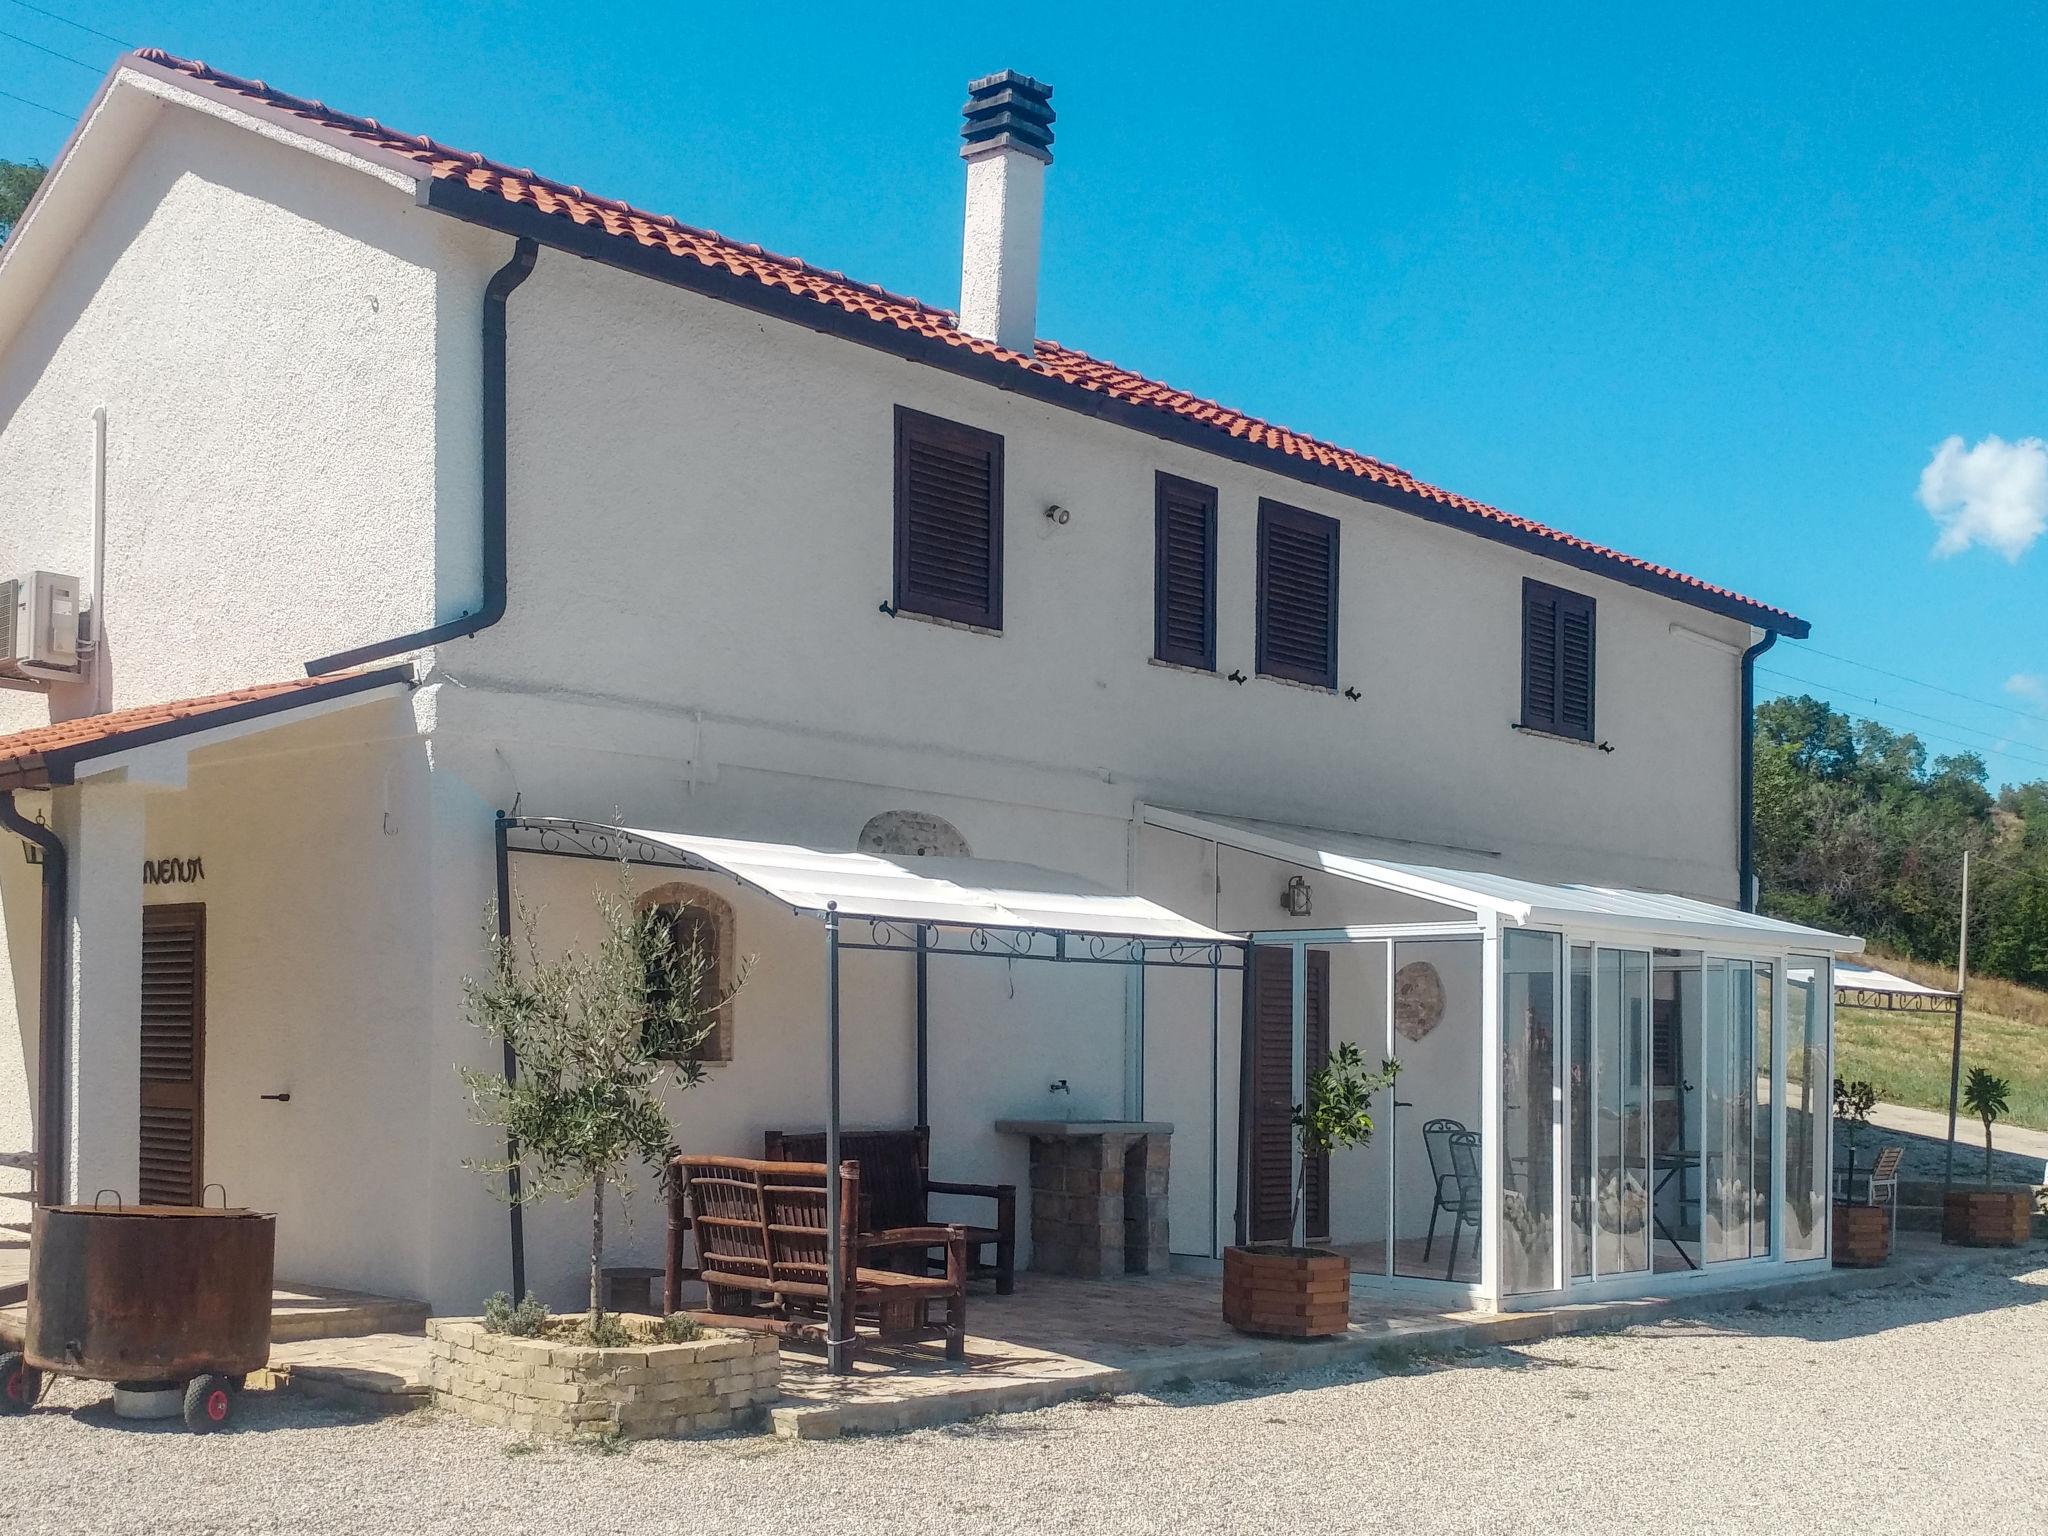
958;71;1054;355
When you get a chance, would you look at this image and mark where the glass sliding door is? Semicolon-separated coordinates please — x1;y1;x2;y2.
1653;953;1703;1271
1568;945;1651;1287
1750;964;1775;1260
1568;946;1594;1281
1704;958;1767;1264
1782;959;1831;1260
1502;930;1561;1295
1391;938;1484;1283
1595;949;1652;1276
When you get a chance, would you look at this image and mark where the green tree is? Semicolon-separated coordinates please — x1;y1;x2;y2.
0;160;47;244
1961;1066;2012;1187
461;874;746;1332
1288;1043;1399;1244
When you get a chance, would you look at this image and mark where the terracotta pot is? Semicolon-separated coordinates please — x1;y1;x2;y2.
1941;1188;2034;1248
1221;1246;1350;1338
1831;1202;1890;1268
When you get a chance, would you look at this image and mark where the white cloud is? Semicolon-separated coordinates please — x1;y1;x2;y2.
1919;434;2048;561
2008;673;2048;708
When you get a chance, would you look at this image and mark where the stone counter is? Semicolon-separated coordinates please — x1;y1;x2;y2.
995;1121;1172;1278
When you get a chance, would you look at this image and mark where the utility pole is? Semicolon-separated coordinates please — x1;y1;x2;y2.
1942;848;1971;1194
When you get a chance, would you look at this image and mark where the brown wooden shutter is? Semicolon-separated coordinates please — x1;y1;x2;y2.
1248;946;1296;1243
1522;578;1596;741
1154;473;1217;669
894;406;1003;629
1256;500;1339;689
139;904;205;1206
1303;949;1331;1244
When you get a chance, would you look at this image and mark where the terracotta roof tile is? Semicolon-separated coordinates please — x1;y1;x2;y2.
0;668;410;792
127;50;1798;629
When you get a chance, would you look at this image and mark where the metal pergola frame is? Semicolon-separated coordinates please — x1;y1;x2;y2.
1835;972;1969;1194
493;813;1245;1374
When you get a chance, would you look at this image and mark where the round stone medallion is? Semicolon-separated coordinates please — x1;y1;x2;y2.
1393;960;1446;1042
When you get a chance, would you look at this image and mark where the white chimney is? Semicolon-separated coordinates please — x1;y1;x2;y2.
958;71;1055;354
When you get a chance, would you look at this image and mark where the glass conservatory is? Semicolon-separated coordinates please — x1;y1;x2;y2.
1150;810;1861;1311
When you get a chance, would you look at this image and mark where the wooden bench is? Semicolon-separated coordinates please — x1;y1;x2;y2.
764;1127;1016;1295
665;1155;968;1362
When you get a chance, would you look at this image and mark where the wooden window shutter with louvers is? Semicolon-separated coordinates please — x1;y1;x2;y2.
1521;578;1597;741
1248;946;1296;1244
1153;473;1217;669
1256;500;1340;689
894;406;1004;629
139;903;206;1206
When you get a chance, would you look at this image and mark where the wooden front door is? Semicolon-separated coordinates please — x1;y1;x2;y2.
1249;946;1330;1244
139;904;206;1206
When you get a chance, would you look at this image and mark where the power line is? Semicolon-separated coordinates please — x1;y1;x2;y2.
1756;684;2048;777
0;22;99;71
0;83;72;118
1;0;131;49
1757;665;2048;754
1786;639;2048;727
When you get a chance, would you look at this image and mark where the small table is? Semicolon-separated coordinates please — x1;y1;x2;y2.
995;1121;1172;1278
1653;1151;1701;1270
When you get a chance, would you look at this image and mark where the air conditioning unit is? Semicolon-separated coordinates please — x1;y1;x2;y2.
0;571;83;683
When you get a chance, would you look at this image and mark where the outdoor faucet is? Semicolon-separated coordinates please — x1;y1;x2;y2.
1048;1078;1071;1119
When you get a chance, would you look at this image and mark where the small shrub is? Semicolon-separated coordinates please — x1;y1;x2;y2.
583;1311;631;1349
658;1312;703;1343
481;1291;550;1337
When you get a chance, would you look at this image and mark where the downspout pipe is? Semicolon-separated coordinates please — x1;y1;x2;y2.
304;237;539;677
493;811;524;1299
1738;629;1779;913
0;791;66;1207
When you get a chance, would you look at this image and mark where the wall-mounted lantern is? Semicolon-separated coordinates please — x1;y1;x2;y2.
19;811;46;866
1280;875;1312;918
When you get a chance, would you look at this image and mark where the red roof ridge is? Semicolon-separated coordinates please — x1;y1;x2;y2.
120;49;1799;628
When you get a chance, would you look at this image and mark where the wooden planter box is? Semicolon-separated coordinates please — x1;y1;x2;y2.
1221;1246;1350;1338
427;1318;780;1440
1942;1188;2034;1248
1831;1203;1890;1268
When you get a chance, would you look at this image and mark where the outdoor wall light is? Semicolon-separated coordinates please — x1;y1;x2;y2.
1043;503;1071;525
1281;875;1312;917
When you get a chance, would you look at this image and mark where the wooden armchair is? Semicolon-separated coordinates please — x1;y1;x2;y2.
664;1154;968;1362
762;1127;1016;1296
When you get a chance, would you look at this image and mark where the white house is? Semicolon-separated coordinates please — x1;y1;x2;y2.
0;51;1858;1323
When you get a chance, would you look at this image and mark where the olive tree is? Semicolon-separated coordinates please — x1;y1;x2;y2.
461;872;745;1334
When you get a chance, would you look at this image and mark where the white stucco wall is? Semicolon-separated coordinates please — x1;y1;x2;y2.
456;247;1756;902
0;100;494;729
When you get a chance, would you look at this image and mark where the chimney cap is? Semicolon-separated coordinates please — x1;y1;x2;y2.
961;69;1055;163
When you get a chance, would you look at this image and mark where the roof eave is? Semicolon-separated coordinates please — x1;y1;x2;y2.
420;175;1809;638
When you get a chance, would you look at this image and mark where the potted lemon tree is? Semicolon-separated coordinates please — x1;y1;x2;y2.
1942;1066;2034;1248
1223;1043;1397;1338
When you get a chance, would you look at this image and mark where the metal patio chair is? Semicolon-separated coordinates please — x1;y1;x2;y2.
1442;1130;1486;1282
1420;1117;1467;1263
1834;1143;1904;1258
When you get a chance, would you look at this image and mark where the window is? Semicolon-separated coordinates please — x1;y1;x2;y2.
1256;499;1339;689
1154;473;1217;669
638;884;735;1063
1521;578;1596;741
893;406;1004;629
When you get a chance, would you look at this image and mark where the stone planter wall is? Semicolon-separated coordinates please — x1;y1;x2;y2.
426;1319;780;1439
1942;1189;2034;1248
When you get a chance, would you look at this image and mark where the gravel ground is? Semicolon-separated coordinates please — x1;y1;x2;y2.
7;1254;2048;1536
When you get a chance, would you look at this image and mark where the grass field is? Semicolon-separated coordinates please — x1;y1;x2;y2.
1836;953;2048;1130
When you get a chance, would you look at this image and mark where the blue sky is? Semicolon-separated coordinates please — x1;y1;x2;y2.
4;2;2047;788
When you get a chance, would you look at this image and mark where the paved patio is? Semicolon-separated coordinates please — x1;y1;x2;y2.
209;1230;2017;1438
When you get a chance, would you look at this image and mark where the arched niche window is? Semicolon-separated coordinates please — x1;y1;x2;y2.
637;883;736;1063
857;811;971;859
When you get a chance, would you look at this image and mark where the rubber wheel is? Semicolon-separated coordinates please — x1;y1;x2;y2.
0;1352;39;1413
182;1373;233;1432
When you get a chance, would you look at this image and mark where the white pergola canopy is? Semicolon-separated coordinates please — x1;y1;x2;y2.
1144;807;1863;954
613;827;1234;945
1831;961;1959;1004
